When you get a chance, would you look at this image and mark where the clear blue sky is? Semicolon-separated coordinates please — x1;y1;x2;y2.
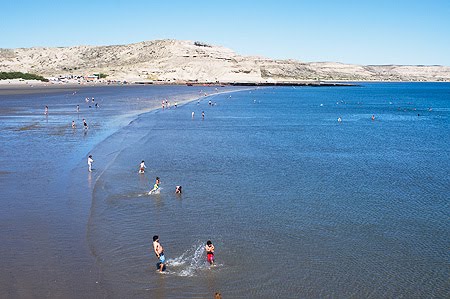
1;0;449;65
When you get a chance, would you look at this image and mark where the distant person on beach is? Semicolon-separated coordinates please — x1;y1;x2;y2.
87;155;94;172
174;102;178;108
72;120;76;128
153;235;166;272
175;185;182;194
205;240;215;265
149;177;160;194
83;119;88;129
44;106;48;115
139;160;147;173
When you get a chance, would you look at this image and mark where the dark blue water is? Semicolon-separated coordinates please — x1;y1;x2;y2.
86;83;449;298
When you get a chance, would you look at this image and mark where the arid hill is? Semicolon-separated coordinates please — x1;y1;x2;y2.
1;39;449;82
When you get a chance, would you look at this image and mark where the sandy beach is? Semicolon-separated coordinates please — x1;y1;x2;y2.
0;79;115;95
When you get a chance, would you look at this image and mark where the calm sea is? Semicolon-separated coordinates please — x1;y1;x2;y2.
1;83;449;298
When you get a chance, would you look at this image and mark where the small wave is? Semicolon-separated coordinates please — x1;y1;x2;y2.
148;187;162;195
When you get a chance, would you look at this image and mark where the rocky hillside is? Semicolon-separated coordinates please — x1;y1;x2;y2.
0;39;449;82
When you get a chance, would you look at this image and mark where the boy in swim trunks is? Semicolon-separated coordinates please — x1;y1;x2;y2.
205;240;215;265
153;235;165;272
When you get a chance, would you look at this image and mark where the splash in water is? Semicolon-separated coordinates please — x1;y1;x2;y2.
166;241;213;276
148;187;161;195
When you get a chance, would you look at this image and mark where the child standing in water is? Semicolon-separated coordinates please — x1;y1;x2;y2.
87;155;94;172
139;160;146;173
205;240;215;265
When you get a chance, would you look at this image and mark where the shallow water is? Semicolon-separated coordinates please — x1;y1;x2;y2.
1;83;449;298
0;84;240;298
86;83;449;298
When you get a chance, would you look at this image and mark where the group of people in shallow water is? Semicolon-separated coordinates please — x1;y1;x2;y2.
86;157;207;272
153;235;215;273
142;165;212;273
138;161;182;195
80;97;217;274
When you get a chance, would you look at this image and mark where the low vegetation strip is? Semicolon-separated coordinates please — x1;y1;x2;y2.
0;72;48;82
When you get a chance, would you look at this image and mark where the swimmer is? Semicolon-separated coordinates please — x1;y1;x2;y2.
139;160;146;173
83;119;88;129
44;106;48;115
202;111;205;120
371;115;375;121
71;120;76;128
192;111;195;119
338;117;342;123
175;185;182;194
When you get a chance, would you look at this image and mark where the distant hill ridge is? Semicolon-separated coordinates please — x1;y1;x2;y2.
0;39;449;82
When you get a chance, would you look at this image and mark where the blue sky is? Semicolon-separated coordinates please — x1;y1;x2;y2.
1;0;449;65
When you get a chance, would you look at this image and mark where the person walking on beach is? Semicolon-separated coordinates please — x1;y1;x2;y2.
139;160;147;174
149;177;160;194
153;235;166;272
87;155;94;172
205;240;215;265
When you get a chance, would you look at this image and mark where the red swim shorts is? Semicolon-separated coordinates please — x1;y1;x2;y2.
207;253;214;264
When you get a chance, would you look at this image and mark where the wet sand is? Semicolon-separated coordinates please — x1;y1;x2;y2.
0;82;112;96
